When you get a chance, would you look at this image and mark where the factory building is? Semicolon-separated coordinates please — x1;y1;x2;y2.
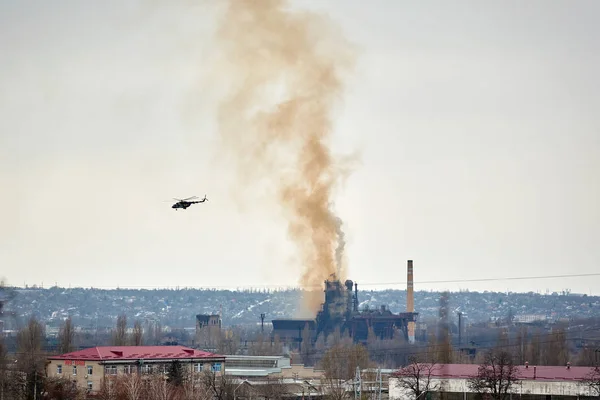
272;260;419;346
195;313;222;348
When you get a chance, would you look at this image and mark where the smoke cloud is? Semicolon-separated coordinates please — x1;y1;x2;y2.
208;0;357;315
334;216;346;278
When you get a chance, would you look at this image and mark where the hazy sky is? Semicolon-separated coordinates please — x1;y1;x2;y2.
1;0;599;295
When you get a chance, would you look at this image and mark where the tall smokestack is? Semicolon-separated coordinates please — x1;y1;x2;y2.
407;260;415;343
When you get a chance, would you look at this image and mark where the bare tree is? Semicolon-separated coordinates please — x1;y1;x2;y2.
217;329;240;355
393;356;440;399
98;376;119;400
121;373;145;400
515;326;527;365
2;371;26;400
180;369;212;400
318;374;348;400
576;345;598;366
57;316;75;354
582;367;600;397
468;349;520;400
0;337;8;400
542;327;569;366
248;333;282;356
132;320;143;346
319;343;371;400
525;329;542;365
43;376;85;400
147;321;163;345
16;316;46;400
147;374;177;400
200;370;235;400
320;343;371;381
112;314;128;346
437;292;453;364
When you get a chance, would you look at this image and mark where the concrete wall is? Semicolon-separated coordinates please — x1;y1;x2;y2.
280;364;324;380
389;376;598;400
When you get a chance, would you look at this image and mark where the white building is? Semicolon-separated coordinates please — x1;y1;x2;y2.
390;363;599;400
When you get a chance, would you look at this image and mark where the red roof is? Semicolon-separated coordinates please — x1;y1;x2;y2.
48;346;223;361
393;364;597;382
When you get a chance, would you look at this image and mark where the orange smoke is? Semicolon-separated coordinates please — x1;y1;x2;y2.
210;0;357;315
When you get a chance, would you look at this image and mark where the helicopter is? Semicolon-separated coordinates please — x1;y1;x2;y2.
171;195;207;210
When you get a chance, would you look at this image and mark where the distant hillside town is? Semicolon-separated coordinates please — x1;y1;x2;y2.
2;284;598;334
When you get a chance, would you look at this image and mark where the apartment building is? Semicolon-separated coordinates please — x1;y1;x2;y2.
46;345;225;393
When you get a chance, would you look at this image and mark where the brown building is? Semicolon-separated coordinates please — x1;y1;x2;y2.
196;313;222;348
46;345;225;394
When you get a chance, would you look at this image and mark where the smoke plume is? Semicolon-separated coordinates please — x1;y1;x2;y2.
209;0;357;314
334;216;346;278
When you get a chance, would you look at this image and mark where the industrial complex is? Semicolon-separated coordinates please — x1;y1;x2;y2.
271;260;419;347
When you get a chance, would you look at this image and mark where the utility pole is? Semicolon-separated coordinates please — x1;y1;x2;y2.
376;367;382;400
260;313;265;333
354;366;362;400
457;312;463;347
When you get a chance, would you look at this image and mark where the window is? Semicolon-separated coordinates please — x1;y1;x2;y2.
105;366;117;375
211;363;221;372
73;366;77;375
142;364;152;374
194;363;203;372
124;365;134;374
87;381;93;391
57;365;62;374
87;365;93;375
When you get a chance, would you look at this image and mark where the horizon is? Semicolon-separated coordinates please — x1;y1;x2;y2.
8;275;600;297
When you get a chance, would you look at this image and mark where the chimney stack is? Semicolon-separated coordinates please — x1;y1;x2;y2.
407;260;415;344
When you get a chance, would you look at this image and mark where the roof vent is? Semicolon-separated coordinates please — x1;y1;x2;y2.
525;361;528;369
110;351;123;357
183;349;195;355
566;362;571;369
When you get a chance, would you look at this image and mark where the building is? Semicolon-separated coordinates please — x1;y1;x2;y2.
46;345;225;394
272;261;419;346
513;314;548;324
224;355;323;380
389;363;600;400
196;313;222;348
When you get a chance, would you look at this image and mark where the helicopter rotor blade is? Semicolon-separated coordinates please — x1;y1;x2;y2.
181;196;198;201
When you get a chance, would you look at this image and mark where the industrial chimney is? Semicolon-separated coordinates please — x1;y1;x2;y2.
407;259;415;343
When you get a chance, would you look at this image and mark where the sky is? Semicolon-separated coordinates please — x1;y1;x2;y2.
1;0;599;295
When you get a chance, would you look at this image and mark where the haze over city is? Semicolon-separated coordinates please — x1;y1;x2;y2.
1;0;599;295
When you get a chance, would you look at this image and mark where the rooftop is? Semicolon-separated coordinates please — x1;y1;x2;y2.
48;346;223;361
394;364;598;382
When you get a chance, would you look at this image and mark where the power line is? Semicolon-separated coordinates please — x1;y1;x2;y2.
360;273;600;287
11;272;600;291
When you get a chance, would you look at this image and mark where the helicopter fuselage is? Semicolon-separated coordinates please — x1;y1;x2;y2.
172;202;192;210
171;195;206;210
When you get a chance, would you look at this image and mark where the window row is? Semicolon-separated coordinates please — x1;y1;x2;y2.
56;365;93;375
56;362;222;376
